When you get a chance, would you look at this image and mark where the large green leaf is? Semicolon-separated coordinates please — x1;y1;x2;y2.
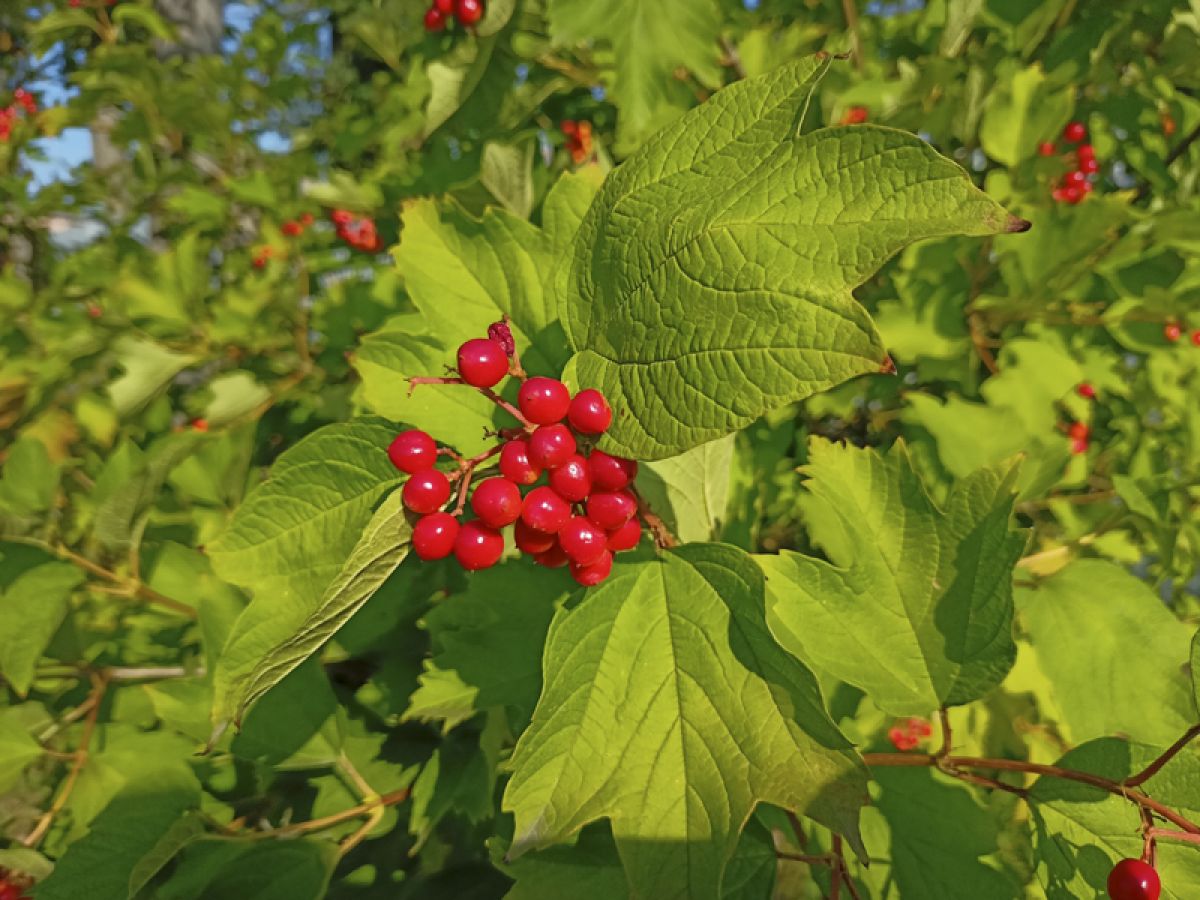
758;439;1026;715
1016;559;1197;745
562;57;1026;460
503;543;867;900
0;562;84;696
636;434;735;544
979;64;1074;167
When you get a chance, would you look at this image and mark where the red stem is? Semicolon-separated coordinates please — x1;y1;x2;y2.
1123;723;1200;788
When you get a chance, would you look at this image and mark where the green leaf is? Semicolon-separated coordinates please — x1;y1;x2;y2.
0;562;84;696
0;848;53;882
231;660;344;769
128;812;206;897
155;838;338;900
0;718;44;794
979;64;1074;167
758;439;1026;715
503;543;867;900
562;57;1025;460
1192;630;1200;719
211;451;406;730
0;437;60;519
481;140;535;220
112;5;175;40
107;336;200;417
409;724;501;852
202;371;271;426
1015;559;1197;745
636;434;734;544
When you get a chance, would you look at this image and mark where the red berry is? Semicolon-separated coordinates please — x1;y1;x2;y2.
388;429;437;474
1165;322;1183;343
549;454;591;502
454;521;505;570
499;439;542;485
1063;121;1086;143
606;516;642;552
300;212;314;226
282;220;304;236
424;6;446;30
331;208;354;225
588;449;637;491
471;476;522;528
190;418;209;433
528;424;576;470
533;541;569;568
887;726;919;751
518;377;571;425
908;717;933;738
1191;330;1200;347
1067;421;1089;442
1037;141;1056;156
1079;156;1099;175
570;550;613;587
456;338;509;388
1107;858;1161;900
1061;184;1084;204
1071;437;1089;455
1064;170;1088;187
0;885;21;900
586;491;636;530
434;0;454;10
487;320;515;356
455;0;484;26
402;469;451;515
515;518;556;555
558;515;608;566
413;512;460;561
1076;382;1096;400
521;486;572;533
567;389;613;434
1077;143;1095;161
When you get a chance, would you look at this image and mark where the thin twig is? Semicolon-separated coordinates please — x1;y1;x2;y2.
629;486;679;549
719;36;746;80
1123;724;1200;788
840;0;863;71
935;708;952;759
43;541;196;618
1148;828;1200;848
830;834;844;900
265;788;411;839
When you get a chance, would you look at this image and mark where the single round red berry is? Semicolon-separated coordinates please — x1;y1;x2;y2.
454;521;505;570
1079;155;1099;174
1064;170;1088;187
570;550;613;587
521;486;572;533
1067;421;1089;442
1071;437;1089;455
1037;141;1056;157
1107;858;1161;900
455;0;484;25
606;516;642;552
515;518;556;555
387;429;437;473
423;6;446;30
1164;322;1183;342
567;388;613;434
534;541;569;568
586;491;636;530
402;469;451;515
518;376;571;425
1061;184;1084;204
549;454;591;502
413;512;460;561
457;338;509;388
1191;330;1200;347
471;476;522;528
1063;120;1086;143
499;439;542;485
528;424;576;470
558;515;608;566
588;449;638;491
434;0;454;10
1076;382;1096;400
1077;143;1095;161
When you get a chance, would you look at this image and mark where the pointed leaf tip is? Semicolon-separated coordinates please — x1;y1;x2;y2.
1006;216;1033;233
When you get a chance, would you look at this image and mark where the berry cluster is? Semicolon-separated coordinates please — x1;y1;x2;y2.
1107;858;1161;900
886;717;933;751
1040;121;1099;205
0;88;37;143
251;245;276;269
423;0;484;32
560;120;594;165
1161;321;1200;345
387;321;643;587
1067;420;1090;456
282;211;315;237
331;209;382;253
0;875;29;900
839;105;869;125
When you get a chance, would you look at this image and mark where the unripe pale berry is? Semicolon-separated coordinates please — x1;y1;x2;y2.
1106;858;1161;900
586;491;636;530
606;516;642;552
515;518;556;554
518;376;571;425
558;515;608;566
499;439;542;485
549;454;591;502
567;388;613;434
471;477;522;527
388;429;437;473
457;338;509;388
521;486;572;533
570;550;613;587
413;512;460;561
454;521;505;570
588;449;637;491
403;469;451;514
528;424;576;470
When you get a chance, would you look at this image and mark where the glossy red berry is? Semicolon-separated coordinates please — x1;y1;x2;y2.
533;541;570;568
1164;322;1183;343
515;518;556;555
455;0;484;26
413;512;460;561
1076;382;1096;400
586;491;636;530
907;717;933;738
549;454;591;502
1037;141;1056;156
1063;121;1086;143
424;6;446;30
1060;184;1084;204
588;449;637;491
528;424;576;470
0;884;23;900
282;220;304;237
1191;330;1200;347
888;725;919;751
388;429;437;473
434;0;454;10
499;439;542;485
471;477;522;528
518;377;571;425
606;516;642;552
402;469;451;515
454;521;505;570
1107;858;1161;900
558;515;608;566
1064;170;1088;188
1079;155;1099;175
1067;421;1089;442
457;338;509;388
567;389;613;434
1077;143;1095;161
521;486;572;533
570;550;613;587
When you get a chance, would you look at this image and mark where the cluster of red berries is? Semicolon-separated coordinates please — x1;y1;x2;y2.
1108;858;1161;900
839;105;869;125
886;717;932;751
0;876;30;900
388;322;643;587
560;121;594;165
423;0;484;31
1039;121;1098;205
1162;321;1200;345
0;89;37;142
331;209;382;253
281;211;315;237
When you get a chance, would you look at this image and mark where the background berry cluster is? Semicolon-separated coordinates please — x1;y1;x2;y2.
423;0;484;32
